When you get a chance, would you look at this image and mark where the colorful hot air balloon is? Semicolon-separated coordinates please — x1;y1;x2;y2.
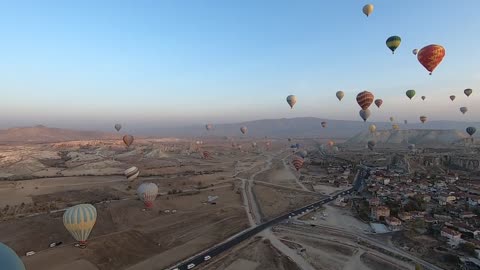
367;140;376;151
114;124;122;132
292;156;304;171
466;127;476;137
392;124;400;131
362;4;374;17
205;124;213;131
124;166;139;181
369;124;376;134
202;151;211;159
421;96;426;101
123;135;134;147
336;91;344;101
374;99;383;108
460;107;468;114
464;88;473;97
386;36;401;54
286;95;297;109
321;121;327;128
389;117;394;122
359;109;371;122
137;183;159;208
356;91;374;110
420;116;427;123
240;126;247;134
412;49;418;55
450;95;456;101
406;90;416;100
417;44;445;75
63;204;97;247
0;242;26;270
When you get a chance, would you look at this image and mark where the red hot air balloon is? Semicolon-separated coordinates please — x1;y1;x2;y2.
292;156;304;171
374;99;383;108
123;135;134;147
417;44;445;75
202;151;211;159
356;91;374;110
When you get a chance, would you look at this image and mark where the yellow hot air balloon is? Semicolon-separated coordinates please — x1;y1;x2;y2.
362;4;374;17
63;204;97;247
369;124;376;134
392;124;400;131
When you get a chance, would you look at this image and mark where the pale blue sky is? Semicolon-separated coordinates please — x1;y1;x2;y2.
1;0;479;130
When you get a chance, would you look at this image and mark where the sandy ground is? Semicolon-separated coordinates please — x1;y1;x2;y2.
199;236;301;270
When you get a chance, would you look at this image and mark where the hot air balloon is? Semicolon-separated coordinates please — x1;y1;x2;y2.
420;116;427;123
392;124;400;131
356;91;374;110
336;91;345;101
460;107;468;114
123;135;134;147
466;127;476;137
205;124;213;131
389;117;394;122
421;96;426;101
124;166;139;181
0;242;26;270
464;88;473;97
202;151;211;159
374;99;383;108
297;150;308;158
406;90;416;100
332;146;339;153
386;36;401;54
240;126;247;134
286;95;297;109
328;140;335;147
137;183;159;208
408;144;416;151
417;44;445;75
450;95;456;101
321;121;327;128
288;138;292;142
359;109;371;122
114;124;122;132
404;120;408;125
412;49;418;55
362;4;374;17
369;124;376;134
63;204;97;247
292;157;304;171
367;140;376;151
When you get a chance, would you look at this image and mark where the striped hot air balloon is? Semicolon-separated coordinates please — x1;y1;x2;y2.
417;44;445;75
123;135;134;147
0;242;26;270
374;99;383;108
137;183;159;208
356;91;374;110
63;204;97;247
386;36;401;54
292;156;304;171
124;166;139;181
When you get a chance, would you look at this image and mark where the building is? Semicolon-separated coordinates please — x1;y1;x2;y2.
398;212;412;222
371;206;390;221
438;193;456;205
385;216;402;231
368;197;380;207
441;227;462;241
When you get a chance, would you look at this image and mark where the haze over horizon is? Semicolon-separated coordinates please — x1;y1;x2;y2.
1;0;479;130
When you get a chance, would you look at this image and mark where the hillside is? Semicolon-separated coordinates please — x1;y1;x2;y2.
0;125;117;143
345;129;469;146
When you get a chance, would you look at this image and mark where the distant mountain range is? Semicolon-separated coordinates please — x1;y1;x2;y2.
0;118;478;143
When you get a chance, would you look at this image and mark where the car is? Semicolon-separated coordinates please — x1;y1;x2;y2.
204;255;211;261
26;251;36;256
187;263;196;269
173;268;179;270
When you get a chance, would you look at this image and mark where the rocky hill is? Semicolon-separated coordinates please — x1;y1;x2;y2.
345;129;469;146
0;125;117;143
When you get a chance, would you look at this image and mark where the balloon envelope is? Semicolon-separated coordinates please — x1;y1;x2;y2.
359;109;371;122
240;126;247;134
124;166;139;181
412;49;418;55
63;204;97;244
123;135;134;147
137;183;159;208
286;95;297;109
205;124;213;131
417;44;445;75
367;140;376;151
460;107;468;114
369;124;376;134
464;89;473;97
0;243;26;270
374;99;383;108
421;96;426;101
406;90;416;100
466;127;476;137
450;95;456;101
420;116;427;123
362;4;374;17
336;91;345;101
356;91;374;110
386;36;401;54
114;124;122;132
321;121;327;128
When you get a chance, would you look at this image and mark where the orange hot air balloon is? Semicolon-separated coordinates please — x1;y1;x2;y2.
328;140;335;147
356;91;374;110
417;44;445;75
374;99;383;108
123;135;134;147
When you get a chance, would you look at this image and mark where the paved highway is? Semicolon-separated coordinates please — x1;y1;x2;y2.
166;188;354;270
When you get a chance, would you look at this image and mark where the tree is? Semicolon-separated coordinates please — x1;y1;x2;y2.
415;263;424;270
460;242;477;256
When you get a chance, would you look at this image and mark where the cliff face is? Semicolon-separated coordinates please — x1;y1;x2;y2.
346;129;468;146
448;157;480;171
